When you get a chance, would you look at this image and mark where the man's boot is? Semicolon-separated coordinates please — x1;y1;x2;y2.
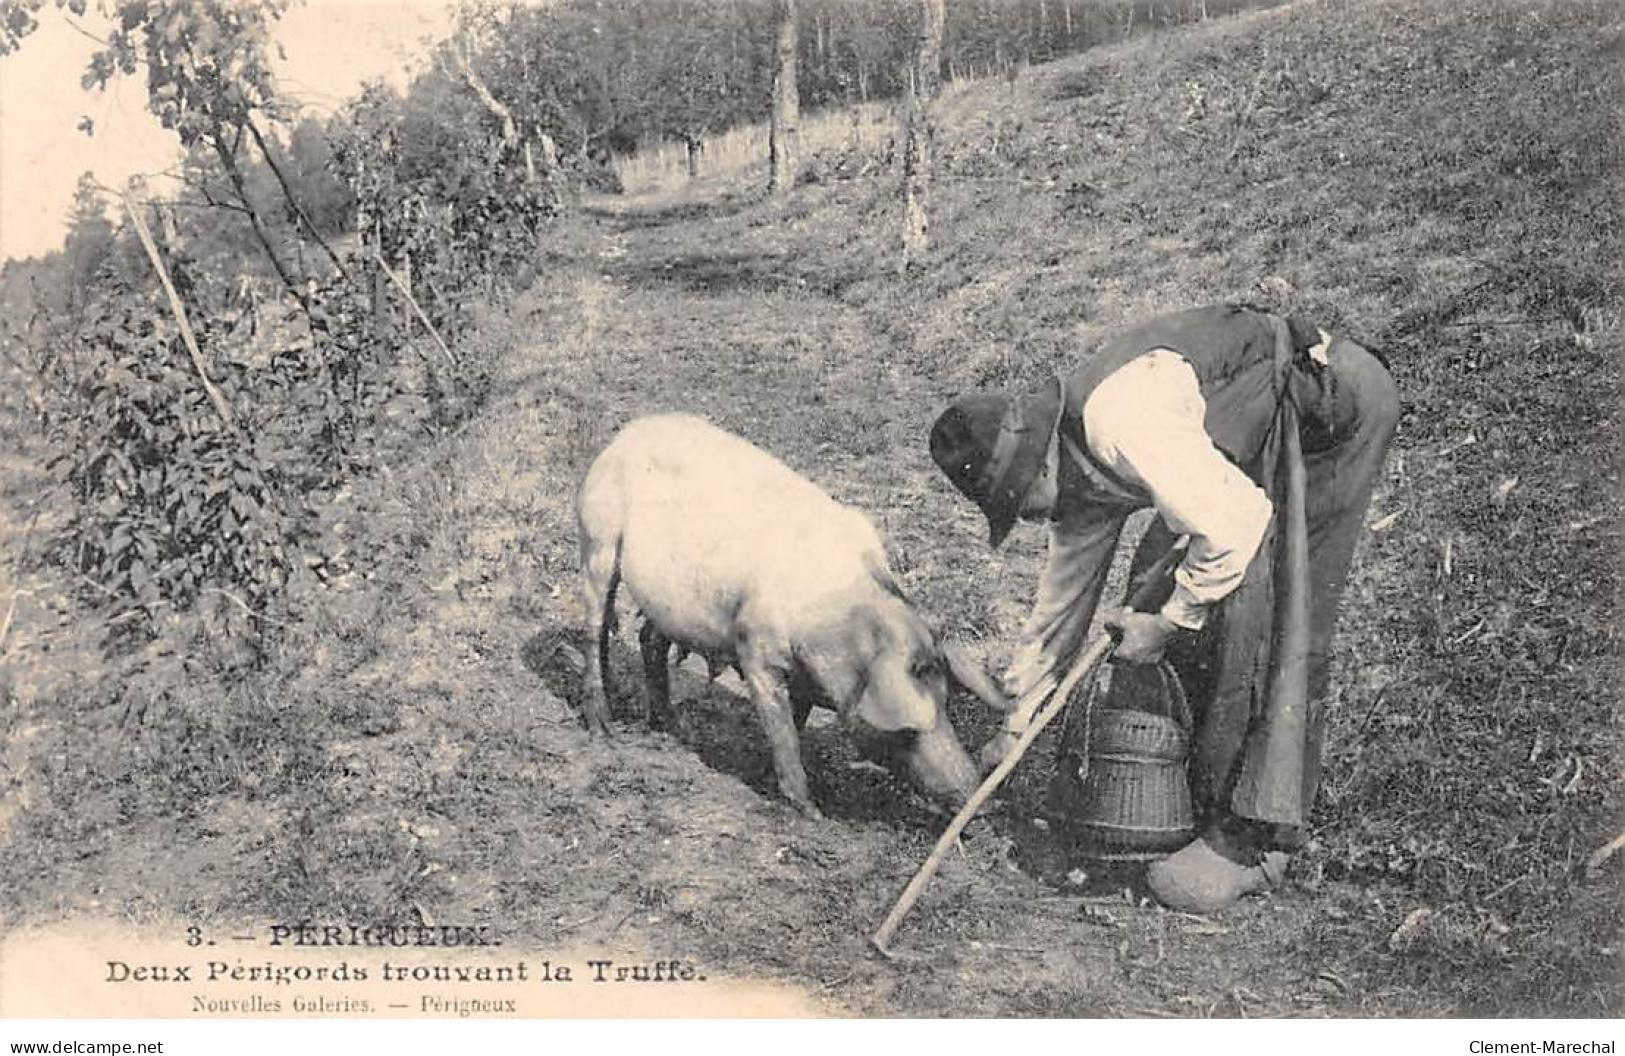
1145;819;1289;914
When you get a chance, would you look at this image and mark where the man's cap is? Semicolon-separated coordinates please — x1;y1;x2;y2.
929;377;1064;549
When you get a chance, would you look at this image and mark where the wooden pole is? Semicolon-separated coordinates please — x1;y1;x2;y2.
871;542;1188;954
373;247;458;368
123;191;239;434
871;634;1115;955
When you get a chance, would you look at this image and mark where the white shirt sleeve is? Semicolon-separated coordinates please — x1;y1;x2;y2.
1081;350;1273;630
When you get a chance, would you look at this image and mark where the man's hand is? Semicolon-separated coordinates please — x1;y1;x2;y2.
941;639;1012;714
978;728;1020;772
1104;608;1179;664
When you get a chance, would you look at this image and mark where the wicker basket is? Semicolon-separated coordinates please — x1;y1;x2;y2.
1070;662;1196;863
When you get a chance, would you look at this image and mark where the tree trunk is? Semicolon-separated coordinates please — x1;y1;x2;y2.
901;0;945;268
768;0;800;195
686;135;703;180
209;122;305;307
244;116;349;282
455;40;534;184
817;14;829;88
917;0;945;99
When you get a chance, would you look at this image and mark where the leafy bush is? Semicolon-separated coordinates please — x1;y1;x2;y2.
17;63;561;666
44;294;299;644
35;221;522;660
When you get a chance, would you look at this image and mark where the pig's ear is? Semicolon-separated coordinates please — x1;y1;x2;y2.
942;639;1012;713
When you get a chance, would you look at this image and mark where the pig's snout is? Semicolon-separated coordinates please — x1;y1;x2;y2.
903;714;980;805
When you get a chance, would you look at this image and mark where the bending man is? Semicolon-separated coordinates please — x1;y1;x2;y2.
930;304;1399;913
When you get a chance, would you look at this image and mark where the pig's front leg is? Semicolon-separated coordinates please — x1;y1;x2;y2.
739;649;820;819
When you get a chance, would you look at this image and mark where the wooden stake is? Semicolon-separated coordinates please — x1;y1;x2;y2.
123;191;239;434
0;588;33;654
1586;831;1625;874
373;248;458;368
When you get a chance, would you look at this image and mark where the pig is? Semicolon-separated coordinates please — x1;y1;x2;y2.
575;413;984;817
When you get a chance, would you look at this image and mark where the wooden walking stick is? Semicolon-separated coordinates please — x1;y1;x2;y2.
870;542;1187;956
870;635;1114;956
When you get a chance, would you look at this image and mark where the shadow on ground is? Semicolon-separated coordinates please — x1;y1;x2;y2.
521;628;970;832
608;248;810;297
584;189;765;230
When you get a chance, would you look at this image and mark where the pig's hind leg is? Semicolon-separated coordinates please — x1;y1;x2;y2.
638;620;674;729
576;531;620;739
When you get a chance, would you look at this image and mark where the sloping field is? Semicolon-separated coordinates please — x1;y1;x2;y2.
3;0;1620;1019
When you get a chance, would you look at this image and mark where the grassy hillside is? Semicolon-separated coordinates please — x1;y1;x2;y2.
3;0;1620;1019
